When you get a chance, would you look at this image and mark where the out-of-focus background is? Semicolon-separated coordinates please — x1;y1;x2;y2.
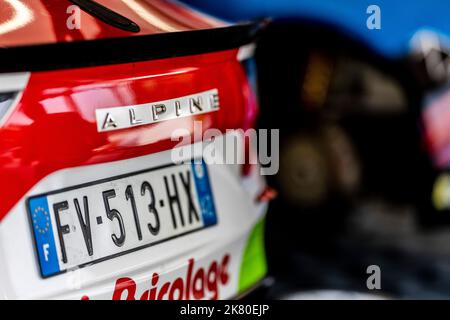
182;0;450;299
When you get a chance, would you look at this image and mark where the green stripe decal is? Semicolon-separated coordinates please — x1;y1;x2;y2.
238;218;267;293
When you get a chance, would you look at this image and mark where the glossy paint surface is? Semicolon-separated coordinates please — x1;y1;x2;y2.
0;49;258;222
0;0;225;47
0;0;268;300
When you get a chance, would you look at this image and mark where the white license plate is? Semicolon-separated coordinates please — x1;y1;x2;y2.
27;160;217;278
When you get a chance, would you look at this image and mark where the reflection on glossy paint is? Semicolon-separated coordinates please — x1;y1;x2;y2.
122;0;180;32
0;0;33;35
71;67;198;91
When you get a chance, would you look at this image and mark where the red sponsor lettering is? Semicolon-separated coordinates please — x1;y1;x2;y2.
112;254;230;300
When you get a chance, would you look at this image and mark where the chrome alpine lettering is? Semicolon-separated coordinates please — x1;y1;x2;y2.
102;113;117;129
96;89;220;132
129;108;143;125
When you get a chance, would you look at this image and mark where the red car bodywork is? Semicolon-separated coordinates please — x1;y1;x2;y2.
0;49;258;221
0;0;260;222
0;0;224;47
0;1;269;300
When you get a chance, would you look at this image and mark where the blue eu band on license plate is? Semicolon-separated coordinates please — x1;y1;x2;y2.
28;196;60;277
28;159;217;278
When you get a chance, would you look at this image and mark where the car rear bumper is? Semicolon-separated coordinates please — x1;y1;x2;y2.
0;21;269;299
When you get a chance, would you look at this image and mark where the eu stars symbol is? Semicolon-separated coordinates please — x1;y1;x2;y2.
33;206;51;235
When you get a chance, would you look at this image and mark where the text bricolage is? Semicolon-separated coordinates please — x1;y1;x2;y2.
112;254;230;300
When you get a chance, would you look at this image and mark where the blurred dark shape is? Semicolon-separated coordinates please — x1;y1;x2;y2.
255;21;450;298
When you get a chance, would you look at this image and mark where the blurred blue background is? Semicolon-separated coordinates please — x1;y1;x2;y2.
183;0;450;58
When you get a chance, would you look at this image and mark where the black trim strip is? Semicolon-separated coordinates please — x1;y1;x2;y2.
0;21;267;73
69;0;140;33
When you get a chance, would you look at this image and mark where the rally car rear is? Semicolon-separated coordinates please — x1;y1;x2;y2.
0;0;268;299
